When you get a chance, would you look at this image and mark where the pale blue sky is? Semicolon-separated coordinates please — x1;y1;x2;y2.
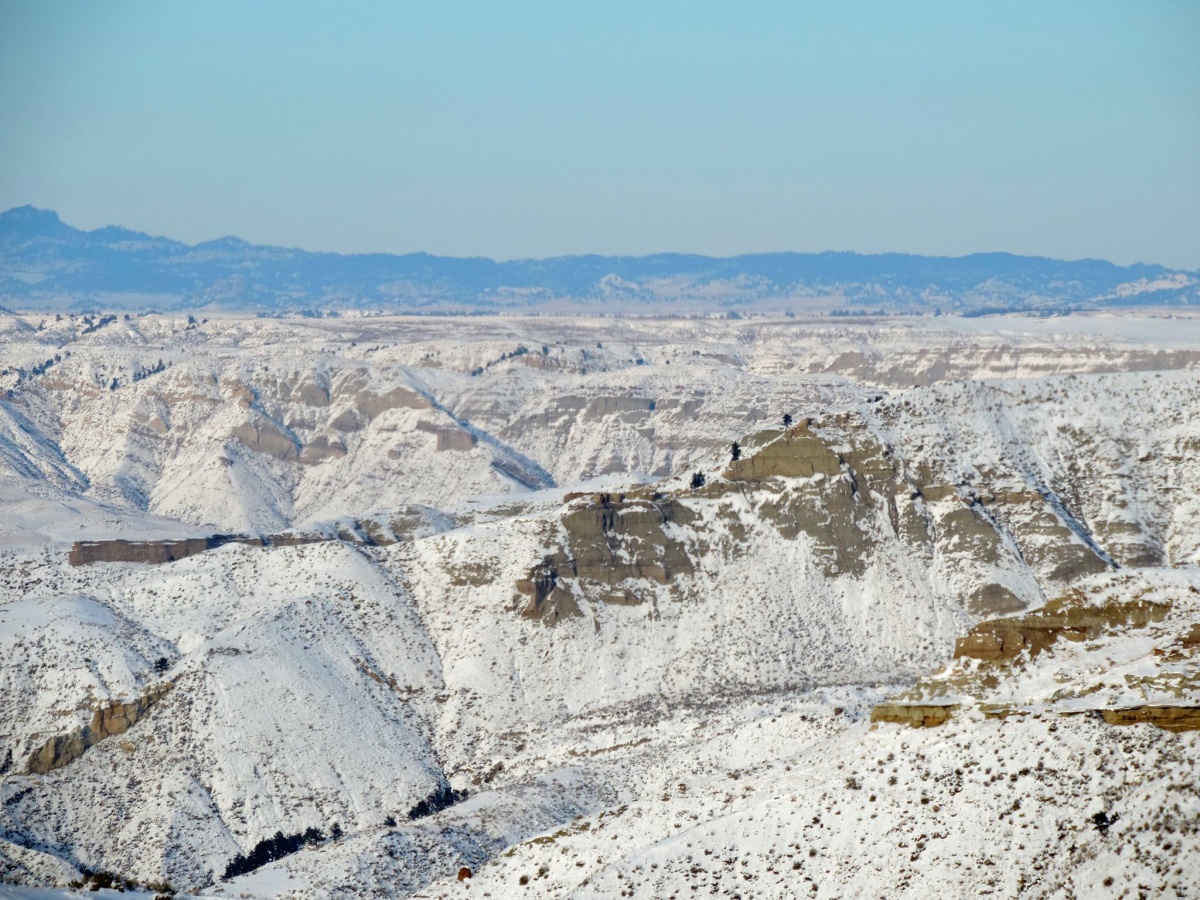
1;1;1197;266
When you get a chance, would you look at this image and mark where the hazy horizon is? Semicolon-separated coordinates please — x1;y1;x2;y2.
1;1;1198;268
6;203;1198;273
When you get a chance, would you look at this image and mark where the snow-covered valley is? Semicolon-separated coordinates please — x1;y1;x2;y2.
1;311;1198;898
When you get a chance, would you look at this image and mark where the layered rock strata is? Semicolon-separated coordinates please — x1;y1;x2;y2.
25;683;174;774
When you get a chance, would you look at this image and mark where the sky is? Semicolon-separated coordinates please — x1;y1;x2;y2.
0;1;1197;267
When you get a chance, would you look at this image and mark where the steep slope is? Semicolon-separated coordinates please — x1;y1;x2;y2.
6;312;1198;538
410;712;1198;899
2;315;1200;897
1;544;448;888
209;573;1200;899
23;349;549;532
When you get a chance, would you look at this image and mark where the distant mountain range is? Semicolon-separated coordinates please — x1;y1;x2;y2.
1;205;1196;314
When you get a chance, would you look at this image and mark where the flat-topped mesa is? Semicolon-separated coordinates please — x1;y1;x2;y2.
518;409;1119;625
68;534;264;566
66;514;430;566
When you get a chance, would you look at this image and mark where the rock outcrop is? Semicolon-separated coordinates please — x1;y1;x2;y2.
416;422;477;452
67;514;447;567
1073;705;1200;732
953;592;1170;661
68;534;264;566
25;683;174;774
517;412;1112;624
517;492;696;621
872;573;1199;732
869;703;958;728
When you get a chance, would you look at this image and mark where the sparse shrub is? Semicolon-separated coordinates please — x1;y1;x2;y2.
89;870;118;890
78;870;142;893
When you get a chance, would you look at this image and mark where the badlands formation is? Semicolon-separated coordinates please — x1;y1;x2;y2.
0;310;1198;898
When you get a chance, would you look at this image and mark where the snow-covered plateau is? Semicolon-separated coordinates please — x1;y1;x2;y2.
1;311;1198;899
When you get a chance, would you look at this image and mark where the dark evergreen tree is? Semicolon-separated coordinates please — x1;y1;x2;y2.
731;441;741;461
223;827;327;879
783;413;793;428
407;782;467;820
690;471;706;489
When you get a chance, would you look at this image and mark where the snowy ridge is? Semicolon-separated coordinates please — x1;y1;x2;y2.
3;206;1198;313
1;313;1198;897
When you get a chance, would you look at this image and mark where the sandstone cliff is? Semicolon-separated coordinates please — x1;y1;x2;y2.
516;411;1110;624
24;683;174;774
870;571;1200;731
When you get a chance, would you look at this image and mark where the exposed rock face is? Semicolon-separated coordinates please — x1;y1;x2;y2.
518;493;696;621
871;573;1199;734
69;537;210;566
68;534;264;566
723;420;841;482
726;417;920;579
820;346;1200;387
25;683;174;774
1078;705;1200;731
68;515;446;566
416;422;477;452
1156;623;1200;661
355;386;430;419
517;412;1112;624
295;382;330;407
300;435;348;464
329;409;363;432
953;593;1170;661
516;558;580;624
232;419;299;461
266;533;339;548
869;704;958;728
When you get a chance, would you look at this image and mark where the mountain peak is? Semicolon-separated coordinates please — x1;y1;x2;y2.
1;204;63;225
0;205;75;241
0;207;1195;312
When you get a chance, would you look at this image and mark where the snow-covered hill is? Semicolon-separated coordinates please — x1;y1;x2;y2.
1;313;1198;897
